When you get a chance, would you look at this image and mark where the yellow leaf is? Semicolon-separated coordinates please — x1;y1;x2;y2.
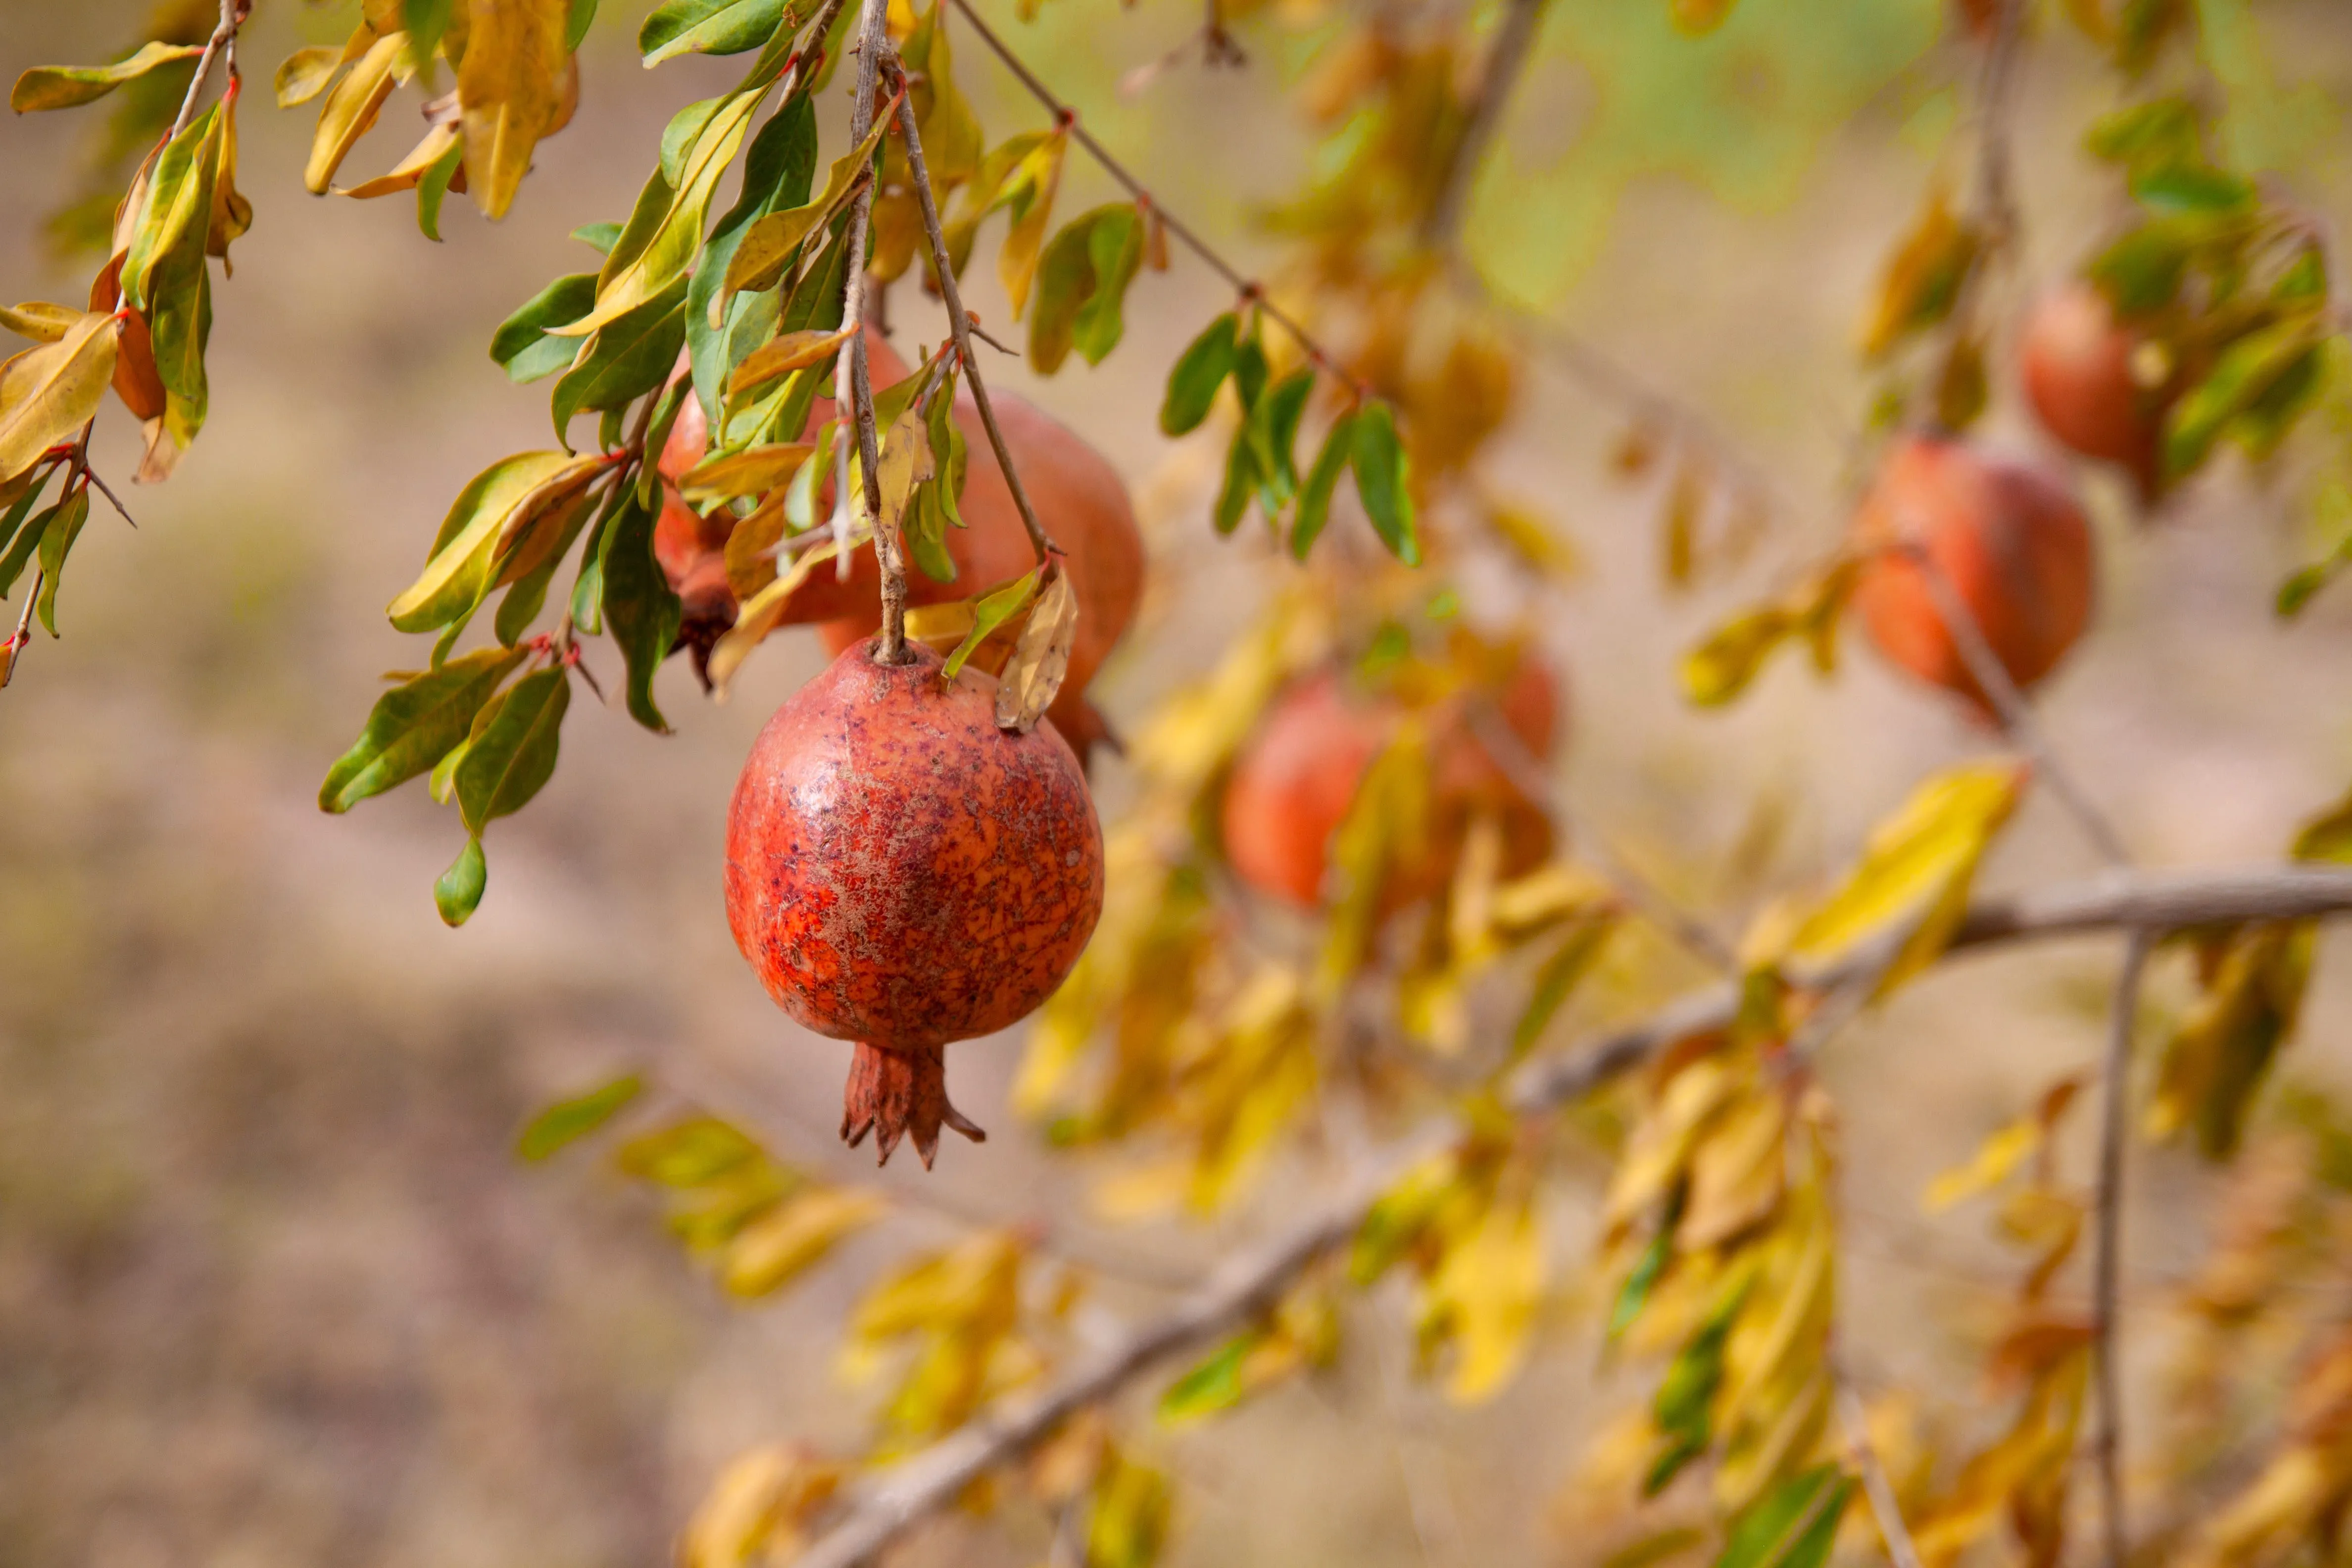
304;30;408;195
0;302;82;344
727;326;855;397
385;450;603;632
679;1445;843;1568
1680;1089;1788;1250
11;41;206;113
720;111;896;304
999;132;1067;320
274;43;347;108
457;0;572;221
721;1187;886;1297
336;121;461;198
679;441;816;507
1780;759;2027;997
0;311;119;484
995;561;1077;733
707;523;870;696
1426;1193;1545;1403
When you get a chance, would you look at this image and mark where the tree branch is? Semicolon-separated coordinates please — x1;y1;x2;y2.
166;0;248;146
942;0;1367;399
2091;928;2151;1568
790;862;2352;1567
1836;1373;1926;1568
840;0;905;663
885;52;1057;565
1420;0;1550;250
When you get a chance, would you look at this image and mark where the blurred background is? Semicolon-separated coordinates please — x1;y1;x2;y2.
4;2;2352;1565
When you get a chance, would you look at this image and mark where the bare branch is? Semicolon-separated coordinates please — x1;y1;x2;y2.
790;862;2352;1567
166;0;249;146
1421;0;1550;250
1837;1373;1926;1568
943;0;1366;399
1896;543;2131;868
885;53;1057;565
840;0;904;663
2092;928;2152;1568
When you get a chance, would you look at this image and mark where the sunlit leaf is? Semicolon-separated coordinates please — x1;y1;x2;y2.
320;646;531;812
454;665;572;834
640;0;795;65
304;31;405;195
275;44;347;107
458;0;571;219
388;451;607;633
721;108;891;301
943;568;1041;681
12;42;208;113
0;310;119;484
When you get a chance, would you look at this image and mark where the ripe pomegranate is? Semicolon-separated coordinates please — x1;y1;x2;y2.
1221;654;1563;910
1852;433;2095;717
725;637;1106;1167
2019;284;2167;501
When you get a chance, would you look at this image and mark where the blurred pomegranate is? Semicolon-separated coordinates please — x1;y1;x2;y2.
1852;432;2095;716
2019;283;2168;502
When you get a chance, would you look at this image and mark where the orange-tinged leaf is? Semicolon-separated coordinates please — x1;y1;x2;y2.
337;121;462;197
728;326;854;396
0;311;119;484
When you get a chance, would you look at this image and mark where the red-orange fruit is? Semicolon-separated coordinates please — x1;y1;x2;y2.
1221;658;1563;910
1852;433;2095;716
724;638;1106;1167
2019;283;2166;499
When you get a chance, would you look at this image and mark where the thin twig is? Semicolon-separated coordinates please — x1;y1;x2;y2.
1898;542;2133;868
886;51;1058;565
1420;0;1550;249
1464;703;1740;974
2;568;43;687
788;862;2352;1568
166;0;247;145
2091;928;2152;1568
943;0;1367;399
1836;1372;1927;1568
841;0;905;663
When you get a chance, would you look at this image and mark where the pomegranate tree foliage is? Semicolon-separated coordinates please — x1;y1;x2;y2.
9;0;2352;1565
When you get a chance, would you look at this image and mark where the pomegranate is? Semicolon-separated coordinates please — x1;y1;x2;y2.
1852;433;2095;716
1222;655;1563;910
2019;284;2167;501
725;638;1106;1167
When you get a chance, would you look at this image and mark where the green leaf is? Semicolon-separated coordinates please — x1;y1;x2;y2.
1645;1283;1742;1495
403;0;456;74
617;1114;760;1185
2084;96;2202;172
32;486;90;635
1288;412;1357;559
2088;222;2197;317
640;0;795;65
0;469;54;576
1231;331;1268;413
568;0;601;50
12;42;207;113
573;220;624;254
1248;369;1313;516
2278;483;2352;618
518;1074;645;1160
1158;1335;1254;1423
597;487;682;733
941;569;1043;680
389;452;608;634
0;493;61;600
1609;1211;1676;1341
2131;162;2255;218
454;666;572;835
1713;1467;1854;1568
435;836;488;927
319;646;531;813
689;93;817;425
1351;401;1419;565
1160;312;1237;436
1028;204;1144;375
492;273;598;383
121;105;219;314
552;282;688;440
721;108;891;303
2165;315;2329;480
1213;422;1259;536
416;131;465;241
